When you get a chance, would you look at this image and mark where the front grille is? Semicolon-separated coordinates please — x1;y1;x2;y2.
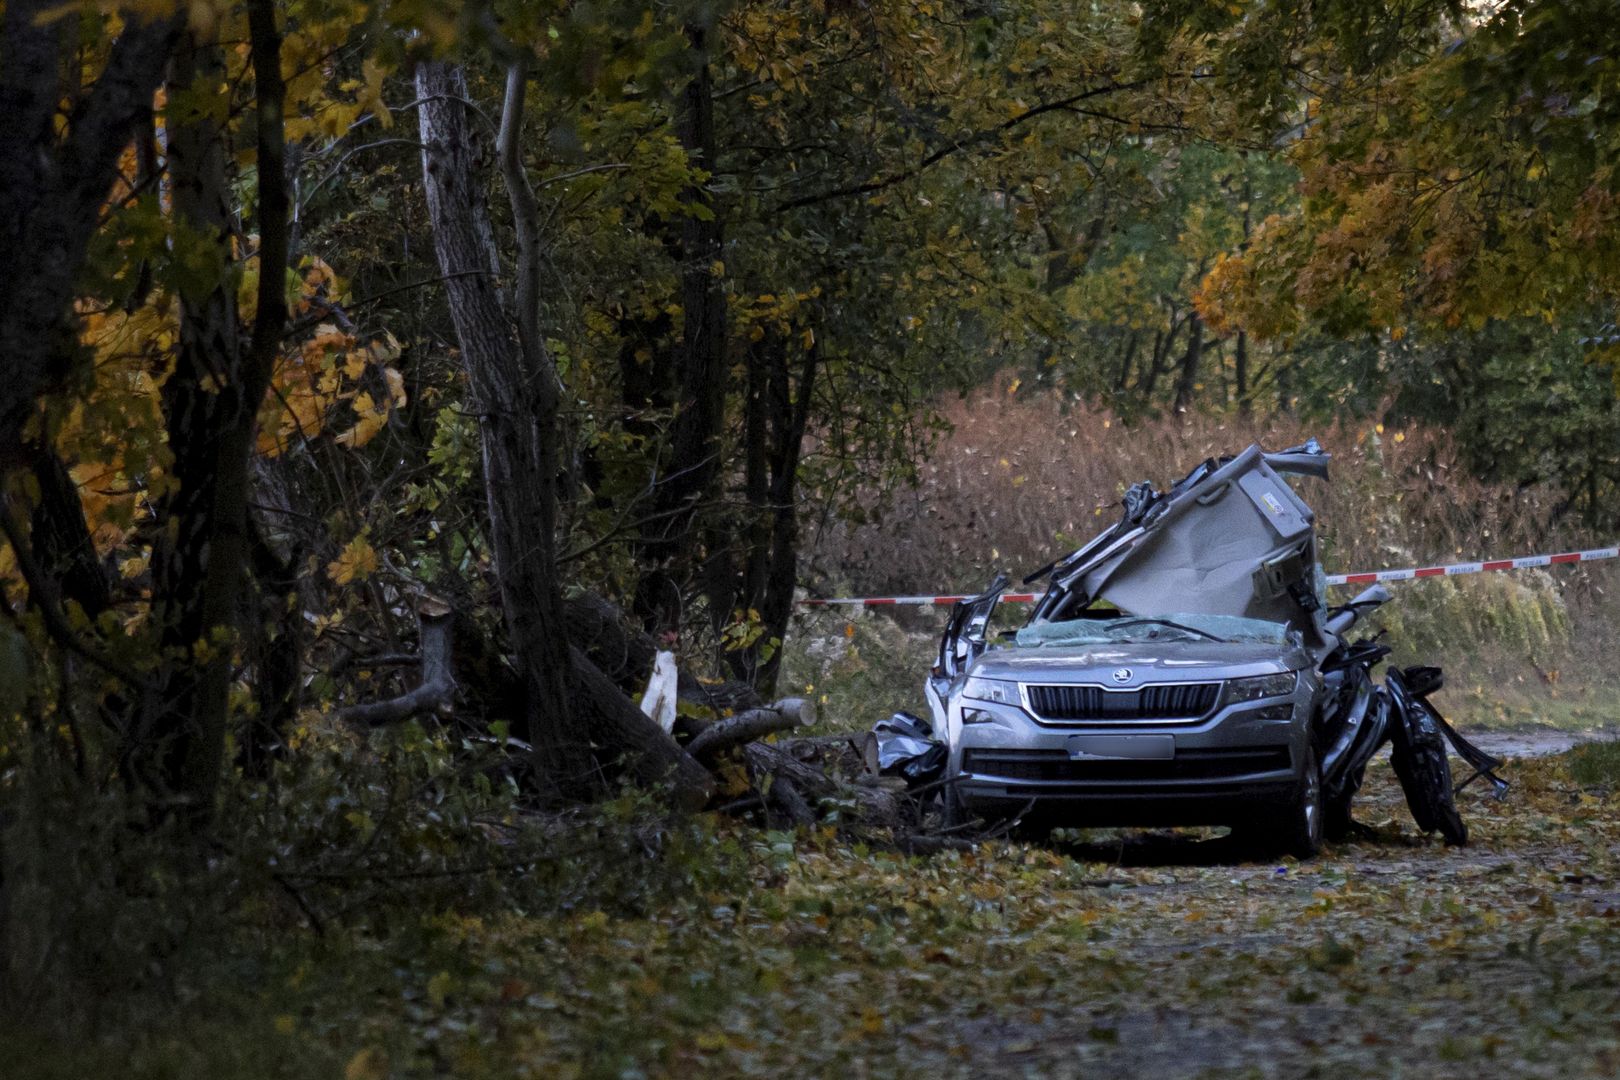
962;746;1291;783
1025;682;1221;724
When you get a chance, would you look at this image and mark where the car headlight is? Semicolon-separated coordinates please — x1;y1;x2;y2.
960;675;1019;707
1219;671;1298;706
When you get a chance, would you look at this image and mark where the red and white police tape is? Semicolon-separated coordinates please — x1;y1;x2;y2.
797;544;1620;608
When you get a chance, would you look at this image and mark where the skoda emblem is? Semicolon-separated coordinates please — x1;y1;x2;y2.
1111;668;1132;684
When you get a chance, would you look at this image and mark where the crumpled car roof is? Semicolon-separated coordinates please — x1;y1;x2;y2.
1028;439;1332;651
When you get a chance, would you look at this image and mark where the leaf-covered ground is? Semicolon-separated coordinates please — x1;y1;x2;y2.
15;749;1620;1079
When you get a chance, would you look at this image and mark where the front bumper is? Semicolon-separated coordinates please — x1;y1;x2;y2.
948;692;1309;827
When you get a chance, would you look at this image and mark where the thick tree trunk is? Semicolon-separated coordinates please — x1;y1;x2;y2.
415;61;585;790
133;4;288;818
0;2;180;462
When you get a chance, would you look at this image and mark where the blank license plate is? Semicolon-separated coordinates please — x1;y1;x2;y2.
1066;734;1175;760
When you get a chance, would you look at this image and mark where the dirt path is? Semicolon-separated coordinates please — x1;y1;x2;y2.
1470;727;1620;759
920;752;1620;1078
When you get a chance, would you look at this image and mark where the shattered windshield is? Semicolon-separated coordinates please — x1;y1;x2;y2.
1015;612;1291;647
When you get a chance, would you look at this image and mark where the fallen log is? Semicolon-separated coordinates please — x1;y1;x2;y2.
568;645;714;810
337;597;456;726
742;741;899;826
686;697;815;762
767;776;816;826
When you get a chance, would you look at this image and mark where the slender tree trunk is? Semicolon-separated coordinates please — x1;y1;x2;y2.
1172;313;1205;414
242;518;301;777
27;450;109;621
752;342;817;694
636;30;727;635
1142;307;1182;400
1235;329;1250;416
1114;330;1140;394
1041;208;1107;296
727;328;817;693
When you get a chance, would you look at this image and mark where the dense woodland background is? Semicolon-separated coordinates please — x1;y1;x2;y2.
1;0;1619;1070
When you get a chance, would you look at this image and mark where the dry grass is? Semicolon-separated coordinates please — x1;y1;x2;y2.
797;380;1620;727
809;377;1596;595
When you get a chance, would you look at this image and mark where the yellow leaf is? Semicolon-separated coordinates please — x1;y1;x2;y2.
355;58;393;129
335;392;388;448
427;970;452;1009
344;1048;389;1080
383;366;408;408
327;535;378;586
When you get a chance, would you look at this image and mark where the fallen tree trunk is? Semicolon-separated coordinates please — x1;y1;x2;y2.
686;697;814;762
337;598;456;726
742;741;899;826
568;645;714;810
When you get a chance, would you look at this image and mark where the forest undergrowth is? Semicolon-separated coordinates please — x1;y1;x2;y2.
8;746;1620;1079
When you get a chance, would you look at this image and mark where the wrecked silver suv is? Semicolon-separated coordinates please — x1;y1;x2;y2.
912;440;1505;857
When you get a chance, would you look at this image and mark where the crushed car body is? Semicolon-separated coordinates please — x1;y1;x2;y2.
880;439;1506;855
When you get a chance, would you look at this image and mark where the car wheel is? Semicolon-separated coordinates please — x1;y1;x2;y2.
1323;790;1355;842
1390;700;1468;846
1281;743;1325;859
1322;762;1363;842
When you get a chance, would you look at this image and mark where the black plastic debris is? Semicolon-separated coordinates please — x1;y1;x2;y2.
872;711;947;786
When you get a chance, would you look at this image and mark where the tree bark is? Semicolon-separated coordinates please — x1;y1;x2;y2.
415;61;587;791
1173;311;1205;413
1235;329;1250;416
133;8;286;818
0;2;181;462
727;328;817;693
686;697;813;762
1114;330;1140;394
635;32;728;635
337;600;457;727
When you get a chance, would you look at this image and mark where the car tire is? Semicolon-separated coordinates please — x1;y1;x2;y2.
1323;791;1355;843
1231;744;1324;859
1390;699;1468;846
1280;743;1325;859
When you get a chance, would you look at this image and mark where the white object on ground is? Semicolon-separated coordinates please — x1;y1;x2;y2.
640;649;678;735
